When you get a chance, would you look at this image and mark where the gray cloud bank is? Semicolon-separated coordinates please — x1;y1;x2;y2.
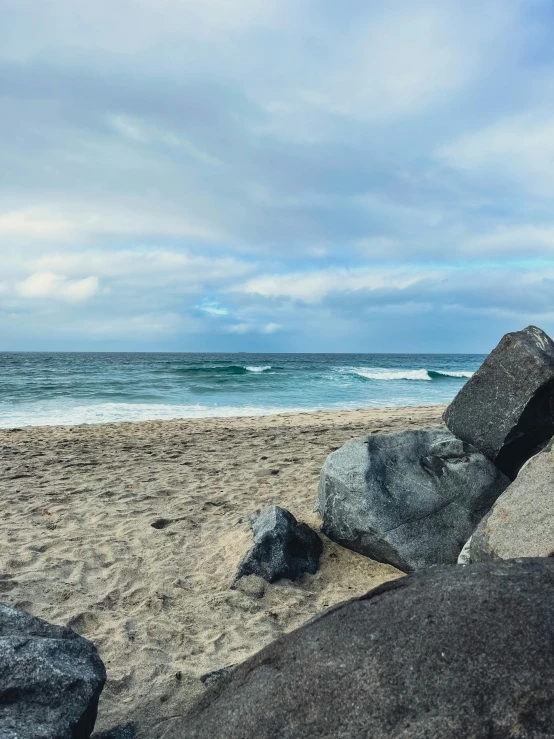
2;0;554;350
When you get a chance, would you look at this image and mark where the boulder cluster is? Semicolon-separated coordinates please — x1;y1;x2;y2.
319;324;554;570
3;325;554;738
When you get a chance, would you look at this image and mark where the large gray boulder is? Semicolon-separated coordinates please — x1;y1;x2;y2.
470;439;554;561
168;560;554;739
316;428;509;572
233;506;322;585
0;602;106;739
443;325;554;478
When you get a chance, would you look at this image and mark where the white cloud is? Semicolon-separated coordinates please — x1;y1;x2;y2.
0;203;224;244
107;114;223;166
0;208;76;241
36;249;254;285
253;0;525;140
62;276;99;302
438;114;554;196
0;0;285;61
16;272;99;302
197;300;229;316
262;322;281;333
461;225;554;256
226;321;281;334
84;312;185;337
227;323;250;334
109;115;147;143
234;267;432;303
314;6;473;119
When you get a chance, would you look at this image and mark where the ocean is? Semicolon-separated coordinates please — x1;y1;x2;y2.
0;352;484;428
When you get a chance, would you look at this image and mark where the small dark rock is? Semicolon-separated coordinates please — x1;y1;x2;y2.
199;666;235;687
443;325;554;478
233;506;322;585
151;518;172;529
0;602;106;739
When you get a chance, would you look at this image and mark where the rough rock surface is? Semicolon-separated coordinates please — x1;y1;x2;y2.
199;666;235;688
457;536;472;564
233;506;322;585
316;429;509;571
470;439;554;561
0;602;106;739
92;726;136;739
169;560;554;739
443;325;554;478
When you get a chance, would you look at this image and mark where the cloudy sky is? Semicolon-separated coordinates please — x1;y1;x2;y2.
2;0;554;352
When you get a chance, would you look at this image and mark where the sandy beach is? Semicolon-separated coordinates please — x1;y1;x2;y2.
0;405;444;738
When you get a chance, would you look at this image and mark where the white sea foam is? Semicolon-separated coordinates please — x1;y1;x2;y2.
348;368;474;381
351;368;432;381
245;365;272;373
0;402;305;428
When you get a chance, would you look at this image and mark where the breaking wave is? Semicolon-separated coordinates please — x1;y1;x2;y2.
428;370;474;379
349;368;474;382
175;364;273;376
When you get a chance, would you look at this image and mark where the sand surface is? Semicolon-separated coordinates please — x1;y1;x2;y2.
0;405;444;737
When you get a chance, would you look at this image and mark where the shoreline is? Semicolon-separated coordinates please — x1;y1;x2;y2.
0;404;445;737
0;402;446;432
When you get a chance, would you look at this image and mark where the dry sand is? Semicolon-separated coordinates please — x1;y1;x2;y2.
0;405;445;737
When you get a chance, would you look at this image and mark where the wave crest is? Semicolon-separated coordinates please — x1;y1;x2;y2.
176;364;272;376
349;368;474;382
352;369;431;381
428;370;474;379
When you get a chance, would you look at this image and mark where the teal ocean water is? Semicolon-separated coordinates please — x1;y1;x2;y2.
0;353;485;428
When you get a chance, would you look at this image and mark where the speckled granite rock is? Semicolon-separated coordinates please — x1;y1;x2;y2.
470;439;554;561
444;325;554;478
0;602;106;739
316;429;508;571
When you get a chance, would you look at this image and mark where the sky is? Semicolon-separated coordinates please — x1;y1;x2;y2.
2;0;554;353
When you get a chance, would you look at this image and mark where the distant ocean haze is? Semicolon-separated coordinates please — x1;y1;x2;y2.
0;353;484;428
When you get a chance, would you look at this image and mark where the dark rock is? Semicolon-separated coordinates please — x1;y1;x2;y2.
0;602;106;739
151;518;172;529
316;428;509;571
168;559;554;739
92;725;135;739
199;666;235;687
470;439;554;561
233;506;322;585
443;325;554;478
